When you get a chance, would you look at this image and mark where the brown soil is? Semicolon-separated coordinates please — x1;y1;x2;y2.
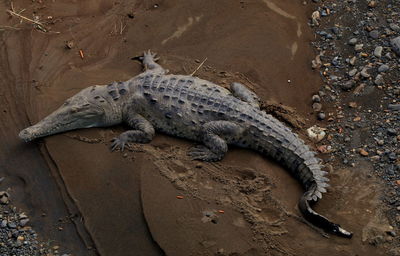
0;0;391;255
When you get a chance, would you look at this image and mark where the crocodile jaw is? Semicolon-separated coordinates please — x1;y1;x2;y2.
19;102;105;142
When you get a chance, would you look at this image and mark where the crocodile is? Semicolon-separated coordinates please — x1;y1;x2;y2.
19;51;352;238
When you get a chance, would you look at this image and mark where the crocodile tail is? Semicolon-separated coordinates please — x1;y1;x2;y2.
299;187;353;238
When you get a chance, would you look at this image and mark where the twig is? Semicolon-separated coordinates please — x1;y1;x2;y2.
6;9;48;32
190;57;207;76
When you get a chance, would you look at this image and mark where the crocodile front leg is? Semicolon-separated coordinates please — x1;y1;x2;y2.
230;82;260;109
188;121;244;162
110;113;155;151
141;50;166;74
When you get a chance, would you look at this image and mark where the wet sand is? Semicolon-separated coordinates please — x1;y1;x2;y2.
0;0;391;255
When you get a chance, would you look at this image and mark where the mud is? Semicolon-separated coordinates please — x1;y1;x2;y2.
0;0;392;255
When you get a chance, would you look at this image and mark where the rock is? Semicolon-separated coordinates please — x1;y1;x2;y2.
348;38;358;45
19;218;29;227
369;30;379;39
7;221;16;229
0;192;9;205
317;112;326;120
387;128;397;136
359;149;369;156
388;104;400;111
312;94;321;102
1;220;7;228
306;126;326;142
311;11;320;26
65;40;74;49
355;44;364;52
360;67;370;78
368;1;377;8
349;56;357;65
348;102;357;108
378;64;389;72
348;68;357;76
390;36;400;56
389;23;400;32
374;74;384;85
374;46;383;57
340;80;355;91
312;102;322;112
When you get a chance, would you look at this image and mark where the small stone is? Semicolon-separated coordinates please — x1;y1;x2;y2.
7;222;16;229
374;74;384;85
340;80;355;91
389;23;400;32
19;218;29;227
388;152;397;161
390;36;400;56
65;40;74;49
368;1;377;8
312;102;322;112
1;220;7;228
348;69;357;76
317;112;326;120
387;231;396;237
359;149;369;156
378;64;389;72
360;67;370;78
311;11;320;26
354;44;364;52
369;30;379;39
374;46;383;58
348;102;357;108
306;125;326;142
348;38;358;45
388;104;400;111
387;128;397;136
349;56;357;65
0;192;9;205
311;94;321;102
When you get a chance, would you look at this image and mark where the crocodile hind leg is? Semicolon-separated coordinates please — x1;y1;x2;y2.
230;82;260;109
141;50;166;74
110;113;155;151
188;121;244;161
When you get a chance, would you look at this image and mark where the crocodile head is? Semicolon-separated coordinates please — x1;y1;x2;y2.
19;87;121;142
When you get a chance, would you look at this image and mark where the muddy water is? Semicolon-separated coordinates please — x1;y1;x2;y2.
0;0;389;255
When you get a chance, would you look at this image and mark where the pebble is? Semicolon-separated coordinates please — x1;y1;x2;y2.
389;23;400;33
388;104;400;111
348;68;357;76
369;30;379;39
340;80;355;91
390;36;400;56
312;102;322;112
349;56;357;65
373;46;383;58
359;149;369;156
354;44;364;52
306;126;326;142
317;112;326;120
360;67;370;78
387;128;397;136
378;64;389;72
312;94;321;102
19;218;29;227
374;74;384;85
348;38;358;45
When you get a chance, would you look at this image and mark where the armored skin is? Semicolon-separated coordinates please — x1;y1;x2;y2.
19;51;352;238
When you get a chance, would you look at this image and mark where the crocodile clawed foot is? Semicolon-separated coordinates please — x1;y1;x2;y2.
143;50;159;62
187;145;222;162
110;136;128;152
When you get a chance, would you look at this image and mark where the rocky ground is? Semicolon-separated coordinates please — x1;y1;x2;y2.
0;189;67;256
308;0;400;254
